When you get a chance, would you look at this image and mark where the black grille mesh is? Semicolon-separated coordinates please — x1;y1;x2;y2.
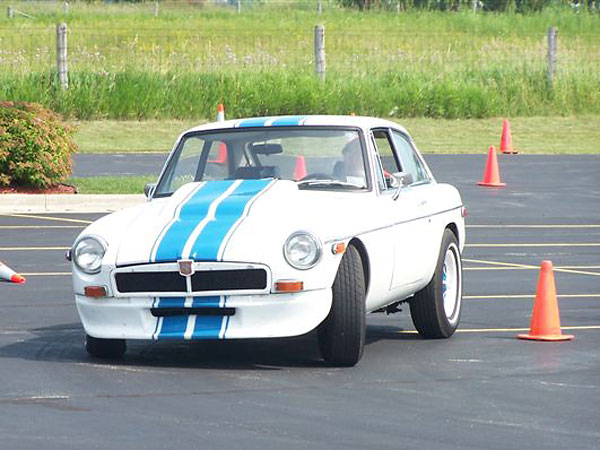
115;269;267;293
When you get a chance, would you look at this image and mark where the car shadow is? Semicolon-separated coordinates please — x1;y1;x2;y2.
0;322;421;370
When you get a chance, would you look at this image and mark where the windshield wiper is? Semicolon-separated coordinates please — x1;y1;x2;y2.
297;179;365;190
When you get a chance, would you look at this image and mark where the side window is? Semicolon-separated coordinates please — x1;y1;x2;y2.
391;131;430;184
372;130;401;175
371;129;402;191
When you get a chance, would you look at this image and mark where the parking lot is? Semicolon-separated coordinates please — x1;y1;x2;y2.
1;155;599;450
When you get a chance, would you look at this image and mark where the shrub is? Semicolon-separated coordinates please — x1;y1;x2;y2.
0;101;77;188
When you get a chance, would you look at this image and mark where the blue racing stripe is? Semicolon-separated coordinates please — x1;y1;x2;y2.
238;117;271;128
192;295;221;307
191;315;224;339
155;297;186;308
187;179;271;261
154;296;226;340
155;297;187;339
270;116;307;126
154;181;235;262
158;316;189;340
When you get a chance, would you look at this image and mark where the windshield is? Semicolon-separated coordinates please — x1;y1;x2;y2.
154;127;369;196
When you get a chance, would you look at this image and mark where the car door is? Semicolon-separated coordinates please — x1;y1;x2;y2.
370;128;432;294
388;129;440;269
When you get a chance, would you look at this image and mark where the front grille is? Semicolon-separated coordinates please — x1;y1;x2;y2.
114;268;267;294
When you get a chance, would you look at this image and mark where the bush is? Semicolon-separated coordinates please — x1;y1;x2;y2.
0;101;77;188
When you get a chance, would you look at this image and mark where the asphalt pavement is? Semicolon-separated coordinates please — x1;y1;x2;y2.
2;154;600;450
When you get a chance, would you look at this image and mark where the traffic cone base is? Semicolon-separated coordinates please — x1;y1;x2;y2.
517;332;574;341
517;260;573;342
477;145;506;188
477;181;506;188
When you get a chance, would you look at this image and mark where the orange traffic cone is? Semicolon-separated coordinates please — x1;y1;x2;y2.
499;119;518;154
293;156;307;181
517;261;574;341
477;145;506;187
217;103;225;122
209;142;228;164
0;261;26;284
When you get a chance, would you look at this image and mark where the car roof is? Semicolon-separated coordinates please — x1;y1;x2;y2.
182;115;410;136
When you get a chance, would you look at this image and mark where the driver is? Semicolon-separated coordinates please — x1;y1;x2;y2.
341;138;367;187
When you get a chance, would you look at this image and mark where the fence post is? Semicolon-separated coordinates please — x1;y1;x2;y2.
471;0;477;13
237;0;241;14
314;25;325;82
547;27;558;85
7;5;14;18
154;1;159;17
317;0;322;15
56;23;68;90
63;2;69;15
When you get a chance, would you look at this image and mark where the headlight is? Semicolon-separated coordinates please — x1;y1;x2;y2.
73;236;107;274
284;232;321;270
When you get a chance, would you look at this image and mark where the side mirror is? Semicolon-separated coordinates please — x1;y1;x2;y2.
144;183;156;198
391;172;413;200
394;172;414;187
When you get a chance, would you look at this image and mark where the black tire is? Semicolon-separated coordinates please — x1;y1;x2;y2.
318;245;366;367
85;334;126;359
409;228;462;339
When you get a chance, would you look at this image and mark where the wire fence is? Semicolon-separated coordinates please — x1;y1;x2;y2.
1;25;599;77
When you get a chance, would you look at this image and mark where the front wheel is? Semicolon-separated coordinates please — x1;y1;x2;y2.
85;334;126;359
318;245;366;367
410;229;462;338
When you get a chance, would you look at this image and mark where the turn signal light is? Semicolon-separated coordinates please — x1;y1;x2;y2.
274;280;304;293
332;242;346;255
461;206;468;218
84;286;107;297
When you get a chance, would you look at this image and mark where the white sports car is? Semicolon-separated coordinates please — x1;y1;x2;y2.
69;115;465;366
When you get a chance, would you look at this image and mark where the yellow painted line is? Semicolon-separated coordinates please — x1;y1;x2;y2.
464;258;600;277
467;224;600;229
21;272;71;276
464;294;600;299
2;214;92;225
466;243;600;248
0;247;70;251
0;225;85;229
397;325;600;334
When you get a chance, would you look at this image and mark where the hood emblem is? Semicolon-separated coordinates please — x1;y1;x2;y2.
178;259;195;277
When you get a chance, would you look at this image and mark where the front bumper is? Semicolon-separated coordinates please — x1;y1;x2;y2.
76;288;332;341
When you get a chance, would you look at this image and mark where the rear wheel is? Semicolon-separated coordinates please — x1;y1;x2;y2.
318;245;366;367
410;229;462;338
85;334;126;359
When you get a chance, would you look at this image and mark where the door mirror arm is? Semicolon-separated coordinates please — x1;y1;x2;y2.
391;172;414;200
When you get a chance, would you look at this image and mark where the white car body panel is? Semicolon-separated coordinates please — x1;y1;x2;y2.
70;115;465;342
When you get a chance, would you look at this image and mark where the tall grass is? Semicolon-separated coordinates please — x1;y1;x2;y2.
2;69;598;119
0;1;599;119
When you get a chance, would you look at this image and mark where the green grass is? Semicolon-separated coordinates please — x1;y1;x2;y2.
1;2;599;119
73;116;600;154
69;175;156;194
3;69;599;120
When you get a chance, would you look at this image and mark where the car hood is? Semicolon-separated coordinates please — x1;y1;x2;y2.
107;179;373;266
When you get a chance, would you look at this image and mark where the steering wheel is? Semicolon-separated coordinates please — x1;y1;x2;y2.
299;173;333;182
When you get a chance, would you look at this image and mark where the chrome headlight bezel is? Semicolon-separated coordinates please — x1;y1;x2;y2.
72;235;107;274
283;231;322;270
